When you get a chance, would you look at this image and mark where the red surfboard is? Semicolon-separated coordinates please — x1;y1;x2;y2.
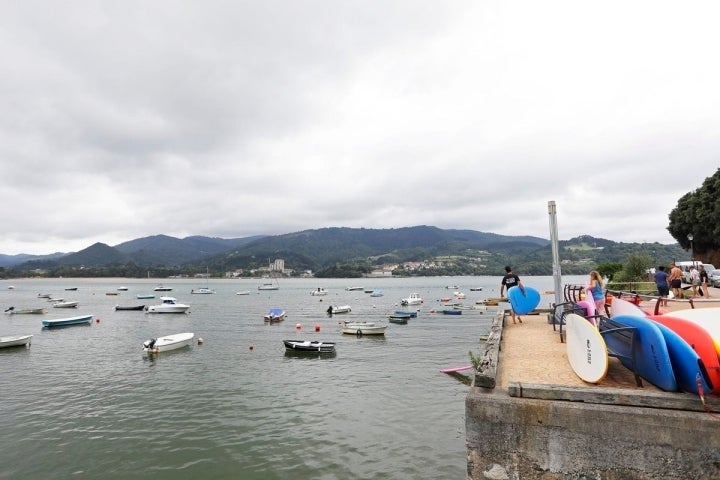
650;314;720;394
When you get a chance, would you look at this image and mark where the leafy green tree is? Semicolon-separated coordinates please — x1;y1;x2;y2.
668;168;720;265
613;253;653;282
597;262;623;281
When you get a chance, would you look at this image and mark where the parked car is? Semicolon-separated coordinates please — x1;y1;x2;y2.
676;262;716;284
710;271;720;288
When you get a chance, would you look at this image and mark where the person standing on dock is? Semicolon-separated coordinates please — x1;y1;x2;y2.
689;265;701;298
588;270;607;316
653;265;670;306
699;264;711;298
500;265;525;324
668;262;683;299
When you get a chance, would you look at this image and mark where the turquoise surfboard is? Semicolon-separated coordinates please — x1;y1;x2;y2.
600;314;677;392
651;321;712;394
507;286;540;315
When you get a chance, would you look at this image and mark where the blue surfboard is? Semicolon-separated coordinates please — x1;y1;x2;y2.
600;314;677;392
507;286;540;315
652;321;712;394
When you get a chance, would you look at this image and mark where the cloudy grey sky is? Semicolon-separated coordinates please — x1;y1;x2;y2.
2;1;719;255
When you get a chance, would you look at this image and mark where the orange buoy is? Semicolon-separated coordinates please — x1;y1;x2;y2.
314;324;321;332
96;318;100;323
295;323;302;330
249;343;254;351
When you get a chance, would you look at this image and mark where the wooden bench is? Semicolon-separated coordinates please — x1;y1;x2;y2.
598;316;643;387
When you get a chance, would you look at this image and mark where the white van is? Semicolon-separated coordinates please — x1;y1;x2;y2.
673;261;716;284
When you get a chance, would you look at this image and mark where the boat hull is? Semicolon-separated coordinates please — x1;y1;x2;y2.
145;306;190;313
342;322;386;336
264;308;286;322
329;305;351;314
42;315;93;327
283;339;336;353
145;297;190;313
114;305;146;311
6;308;47;315
388;315;409;324
52;301;79;308
0;334;33;348
143;332;194;353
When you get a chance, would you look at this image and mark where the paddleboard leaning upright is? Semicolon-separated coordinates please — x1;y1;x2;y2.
565;313;609;383
507;286;541;315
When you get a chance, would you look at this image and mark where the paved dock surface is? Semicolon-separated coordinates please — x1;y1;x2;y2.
498;288;720;391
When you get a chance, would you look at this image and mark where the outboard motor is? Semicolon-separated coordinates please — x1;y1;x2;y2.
143;338;157;350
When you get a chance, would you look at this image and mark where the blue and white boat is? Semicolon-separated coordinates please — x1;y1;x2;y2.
42;314;93;327
264;308;286;322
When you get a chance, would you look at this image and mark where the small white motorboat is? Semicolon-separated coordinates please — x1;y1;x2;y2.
311;288;328;296
153;285;173;292
236;291;251;296
143;332;195;353
327;305;351;314
145;297;190;314
191;287;215;294
0;334;33;348
264;308;286;322
52;301;79;308
401;293;423;306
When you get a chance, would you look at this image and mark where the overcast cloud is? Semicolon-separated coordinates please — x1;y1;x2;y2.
1;1;718;255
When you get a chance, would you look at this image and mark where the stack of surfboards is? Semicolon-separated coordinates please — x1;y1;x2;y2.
565;296;718;396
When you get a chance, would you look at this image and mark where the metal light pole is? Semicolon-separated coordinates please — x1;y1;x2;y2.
688;233;694;266
548;201;562;308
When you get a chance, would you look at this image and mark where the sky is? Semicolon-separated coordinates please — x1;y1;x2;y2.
2;1;719;255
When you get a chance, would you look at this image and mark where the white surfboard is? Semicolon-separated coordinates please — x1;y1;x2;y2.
565;313;609;383
610;296;645;318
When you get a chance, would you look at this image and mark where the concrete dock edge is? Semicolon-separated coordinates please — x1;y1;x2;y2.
465;310;720;479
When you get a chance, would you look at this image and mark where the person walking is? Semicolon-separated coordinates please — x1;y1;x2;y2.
654;265;670;306
500;265;526;324
587;270;606;316
699;265;712;298
689;265;700;298
668;262;683;299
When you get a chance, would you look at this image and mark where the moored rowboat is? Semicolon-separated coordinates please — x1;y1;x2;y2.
114;305;146;311
341;321;387;336
5;307;47;315
42;315;93;327
283;339;336;353
52;301;79;308
0;334;33;348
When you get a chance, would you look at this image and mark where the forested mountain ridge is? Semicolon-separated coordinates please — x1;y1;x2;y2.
2;226;688;278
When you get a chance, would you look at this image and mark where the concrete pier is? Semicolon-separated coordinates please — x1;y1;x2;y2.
466;298;720;479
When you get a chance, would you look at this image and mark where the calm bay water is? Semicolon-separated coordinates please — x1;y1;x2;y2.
0;275;580;479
